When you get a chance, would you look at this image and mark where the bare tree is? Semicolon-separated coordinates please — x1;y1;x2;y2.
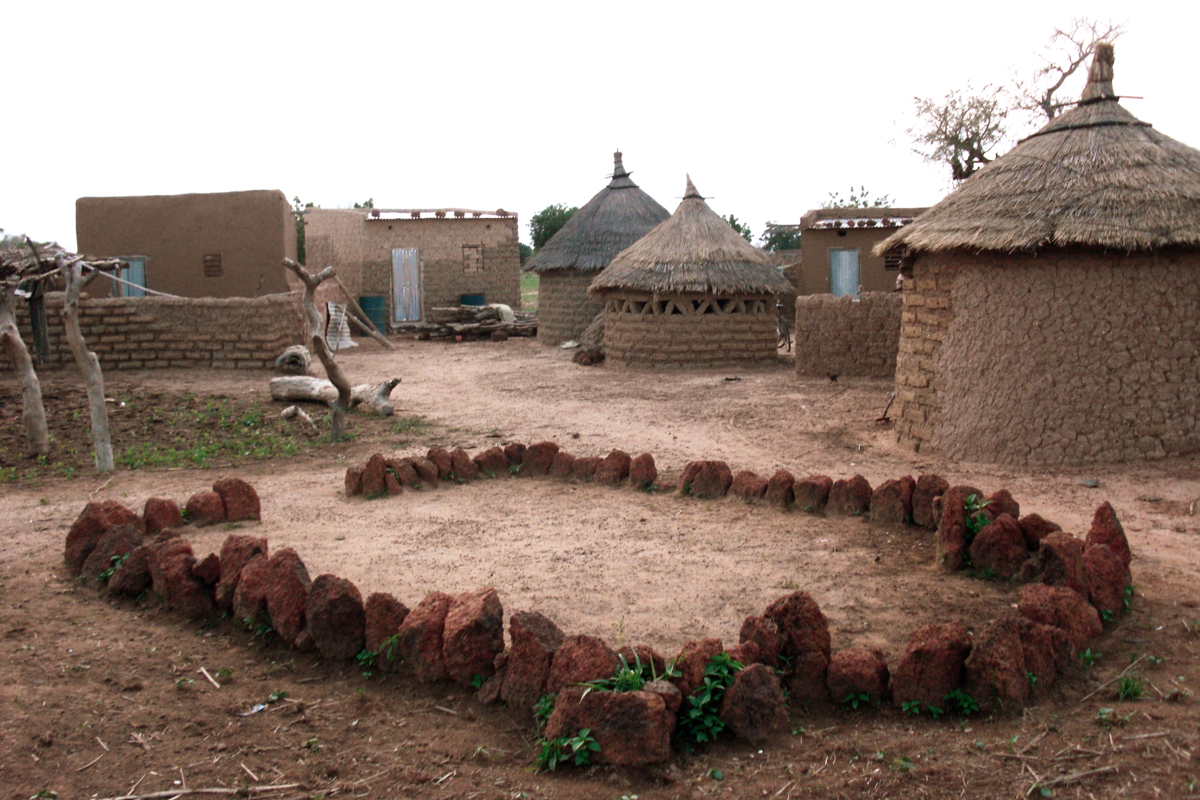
909;84;1010;181
1014;18;1126;122
58;254;115;472
0;279;49;456
908;17;1124;182
282;258;354;442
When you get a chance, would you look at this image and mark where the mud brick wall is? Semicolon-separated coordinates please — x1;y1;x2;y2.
604;297;777;367
793;292;901;378
0;293;304;372
536;269;604;345
304;210;521;324
896;249;1200;464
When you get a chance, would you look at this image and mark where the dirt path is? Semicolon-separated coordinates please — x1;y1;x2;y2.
2;336;1199;799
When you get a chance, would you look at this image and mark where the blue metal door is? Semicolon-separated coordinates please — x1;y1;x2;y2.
829;248;860;297
114;256;147;297
391;248;421;321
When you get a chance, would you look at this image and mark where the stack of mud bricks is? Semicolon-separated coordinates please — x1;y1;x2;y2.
604;299;777;367
894;260;953;448
793;292;902;379
0;294;303;372
536;269;604;345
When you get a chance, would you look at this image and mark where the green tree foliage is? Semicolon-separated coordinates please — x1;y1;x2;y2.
529;204;578;251
760;225;802;252
722;214;753;243
820;186;894;209
353;198;375;209
292;196;315;265
518;242;533;266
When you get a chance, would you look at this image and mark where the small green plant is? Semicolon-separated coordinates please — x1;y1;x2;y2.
470;674;486;689
215;668;234;681
841;691;871;711
1079;649;1102;667
706;768;724;780
942;689;978;717
1123;584;1136;611
267;690;288;703
508;463;522;475
242;612;275;640
1026;671;1038;689
1095;707;1132;729
1117;674;1144;701
98;552;130;583
927;704;945;719
679;653;742;744
304;737;321;751
535;728;599;771
901;700;921;716
890;755;915;773
963;494;993;539
391;415;428;434
533;693;556;728
174;677;195;689
356;648;378;676
1100;608;1114;623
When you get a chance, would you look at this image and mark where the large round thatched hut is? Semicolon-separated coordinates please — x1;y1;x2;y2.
525;152;670;345
590;177;792;367
877;43;1200;465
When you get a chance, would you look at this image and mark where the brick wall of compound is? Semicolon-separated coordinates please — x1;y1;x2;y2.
0;294;304;372
536;269;604;345
896;249;1200;464
603;294;777;368
793;292;901;378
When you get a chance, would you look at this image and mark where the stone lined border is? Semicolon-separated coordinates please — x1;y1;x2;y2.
61;452;1132;766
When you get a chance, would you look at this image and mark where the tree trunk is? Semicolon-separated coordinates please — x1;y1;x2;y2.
281;259;353;442
0;286;49;456
268;376;401;415
57;257;114;473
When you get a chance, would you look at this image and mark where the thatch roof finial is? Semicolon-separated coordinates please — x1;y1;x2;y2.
1081;41;1116;102
613;150;627;178
684;175;701;199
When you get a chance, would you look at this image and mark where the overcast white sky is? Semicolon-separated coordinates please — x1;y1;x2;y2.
6;1;1197;251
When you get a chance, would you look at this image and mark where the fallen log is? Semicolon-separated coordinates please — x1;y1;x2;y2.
269;376;401;416
280;404;318;433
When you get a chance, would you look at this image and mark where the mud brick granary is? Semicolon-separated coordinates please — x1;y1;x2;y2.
590;176;792;367
525;152;669;345
877;43;1200;464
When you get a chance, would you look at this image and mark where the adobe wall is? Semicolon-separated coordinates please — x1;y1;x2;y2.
0;293;303;372
536;269;604;345
304;210;520;324
793;292;901;378
895;249;1200;464
798;228;899;295
75;190;296;299
603;294;777;367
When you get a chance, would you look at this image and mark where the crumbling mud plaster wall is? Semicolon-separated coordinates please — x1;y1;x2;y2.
536;269;604;345
895;249;1200;464
793;292;901;378
0;294;303;371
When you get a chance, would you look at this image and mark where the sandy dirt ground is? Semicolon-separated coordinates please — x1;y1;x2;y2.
2;336;1199;799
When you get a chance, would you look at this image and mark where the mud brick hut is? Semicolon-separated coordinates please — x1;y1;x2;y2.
589;177;792;367
303;207;520;326
75;190;297;299
877;43;1200;465
795;207;928;296
525;152;669;345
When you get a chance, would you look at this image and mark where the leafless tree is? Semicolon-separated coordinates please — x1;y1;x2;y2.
1014;18;1126;122
908;17;1124;182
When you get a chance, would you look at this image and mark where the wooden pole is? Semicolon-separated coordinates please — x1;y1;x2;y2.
0;284;49;455
57;256;114;472
333;275;395;350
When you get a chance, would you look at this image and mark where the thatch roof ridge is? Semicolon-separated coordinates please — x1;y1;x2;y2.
525;152;671;274
589;177;793;296
876;43;1200;256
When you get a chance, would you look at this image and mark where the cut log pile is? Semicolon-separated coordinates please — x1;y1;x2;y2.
391;305;537;339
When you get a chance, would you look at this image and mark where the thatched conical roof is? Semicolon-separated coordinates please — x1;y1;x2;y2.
525;152;671;274
590;176;793;296
877;43;1200;255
